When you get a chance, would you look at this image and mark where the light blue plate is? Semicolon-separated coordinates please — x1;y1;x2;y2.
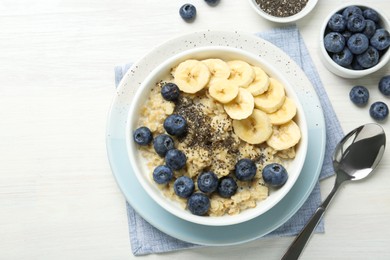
106;31;326;246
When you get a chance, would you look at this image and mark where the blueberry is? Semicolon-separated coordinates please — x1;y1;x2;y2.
262;163;288;187
197;171;218;193
332;47;353;67
187;193;210;216
328;14;347;32
165;149;187;170
163;114;187;136
153;165;173;184
174;176;195;198
324;32;346;53
378;75;390;96
363;8;380;23
347;33;369;54
363;20;376;39
204;0;219;5
217;176;237;198
351;58;364;70
347;14;366;33
179;4;196;21
161;83;180;101
369;101;389;121
349;85;369;106
342;31;352;41
356;46;379;68
234;158;257;181
153;134;174;157
370;29;390;51
133;126;153;145
342;6;362;20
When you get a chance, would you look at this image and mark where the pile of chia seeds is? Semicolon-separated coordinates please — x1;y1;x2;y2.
255;0;308;17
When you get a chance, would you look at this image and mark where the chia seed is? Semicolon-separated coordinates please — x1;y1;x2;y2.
173;95;242;156
255;0;308;17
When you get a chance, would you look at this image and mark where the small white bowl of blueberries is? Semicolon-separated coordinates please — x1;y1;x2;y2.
320;4;390;78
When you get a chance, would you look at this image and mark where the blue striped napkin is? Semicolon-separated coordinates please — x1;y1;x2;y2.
115;25;344;256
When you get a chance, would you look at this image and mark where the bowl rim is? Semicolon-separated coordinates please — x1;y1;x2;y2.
319;3;390;77
248;0;318;23
126;46;308;226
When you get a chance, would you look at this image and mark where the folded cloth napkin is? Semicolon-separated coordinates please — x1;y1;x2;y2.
114;25;344;256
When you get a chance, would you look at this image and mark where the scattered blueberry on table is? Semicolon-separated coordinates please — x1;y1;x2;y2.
369;101;389;121
348;75;390;121
174;176;195;198
324;5;390;69
349;85;369;106
378;75;390;96
262;163;288;187
179;4;197;21
133;126;153;145
204;0;219;5
179;1;221;21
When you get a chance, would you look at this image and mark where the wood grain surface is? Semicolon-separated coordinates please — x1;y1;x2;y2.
1;1;389;259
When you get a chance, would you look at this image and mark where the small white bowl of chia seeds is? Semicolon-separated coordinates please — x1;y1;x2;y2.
248;0;318;23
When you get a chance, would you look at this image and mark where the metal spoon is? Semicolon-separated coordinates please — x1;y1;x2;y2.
282;123;386;260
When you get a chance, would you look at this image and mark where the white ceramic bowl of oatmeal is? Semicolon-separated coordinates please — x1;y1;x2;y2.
126;46;308;226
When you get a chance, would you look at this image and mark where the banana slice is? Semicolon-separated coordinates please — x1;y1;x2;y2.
202;59;230;84
268;97;297;125
174;59;211;94
208;79;239;104
266;120;301;150
232;109;273;144
226;60;255;88
245;66;270;96
223;88;254;120
254;78;286;113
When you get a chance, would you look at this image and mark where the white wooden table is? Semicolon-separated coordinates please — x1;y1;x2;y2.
1;1;389;259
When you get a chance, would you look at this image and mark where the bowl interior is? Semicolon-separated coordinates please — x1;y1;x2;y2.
319;4;390;78
126;46;308;226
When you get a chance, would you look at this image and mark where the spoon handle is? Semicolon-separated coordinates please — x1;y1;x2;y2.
281;205;326;260
281;175;345;260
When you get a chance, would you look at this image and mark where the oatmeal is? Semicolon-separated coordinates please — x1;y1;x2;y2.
133;58;301;216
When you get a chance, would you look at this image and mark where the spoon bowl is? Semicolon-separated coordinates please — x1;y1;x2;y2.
282;123;386;260
333;123;386;181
